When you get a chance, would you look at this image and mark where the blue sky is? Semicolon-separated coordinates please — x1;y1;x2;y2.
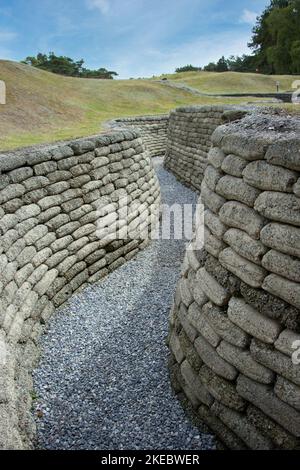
0;0;269;78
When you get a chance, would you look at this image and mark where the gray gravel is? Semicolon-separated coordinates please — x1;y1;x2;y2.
32;157;215;450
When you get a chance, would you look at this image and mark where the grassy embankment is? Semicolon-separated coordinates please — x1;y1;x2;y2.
1;61;299;150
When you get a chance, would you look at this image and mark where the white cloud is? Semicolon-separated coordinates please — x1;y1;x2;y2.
0;30;17;41
0;30;17;58
0;47;13;59
110;30;253;79
240;9;258;25
87;0;110;15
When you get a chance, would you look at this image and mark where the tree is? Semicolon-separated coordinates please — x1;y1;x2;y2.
175;65;201;73
291;40;300;73
216;56;228;72
22;52;118;79
174;1;300;77
226;55;257;73
204;62;218;72
203;57;229;72
249;0;300;74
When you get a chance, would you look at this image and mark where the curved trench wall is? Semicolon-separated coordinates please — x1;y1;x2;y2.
0;129;160;449
168;113;300;449
164;106;232;191
106;115;169;158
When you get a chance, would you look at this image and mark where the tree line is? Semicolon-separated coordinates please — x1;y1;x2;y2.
22;52;118;79
176;0;300;75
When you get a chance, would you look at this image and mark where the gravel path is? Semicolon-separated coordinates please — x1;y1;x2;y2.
32;157;215;450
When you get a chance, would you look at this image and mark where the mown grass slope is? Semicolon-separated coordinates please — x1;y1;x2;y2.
0;61;298;150
155;71;300;94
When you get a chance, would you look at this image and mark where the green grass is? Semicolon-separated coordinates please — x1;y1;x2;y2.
0;61;298;150
153;71;300;94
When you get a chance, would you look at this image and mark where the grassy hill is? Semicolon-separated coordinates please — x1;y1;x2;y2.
155;71;300;94
0;61;297;150
0;61;241;150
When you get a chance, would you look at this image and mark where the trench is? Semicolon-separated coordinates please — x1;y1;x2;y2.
32;157;215;450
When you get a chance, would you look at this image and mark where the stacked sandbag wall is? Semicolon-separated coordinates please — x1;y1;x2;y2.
0;130;160;449
168;113;300;450
164;106;229;191
107;115;169;157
